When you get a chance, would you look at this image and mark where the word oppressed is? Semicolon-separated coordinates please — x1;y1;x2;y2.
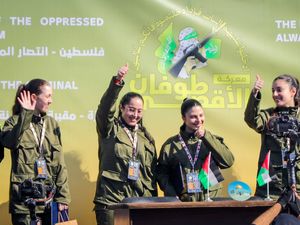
40;17;104;26
9;16;104;27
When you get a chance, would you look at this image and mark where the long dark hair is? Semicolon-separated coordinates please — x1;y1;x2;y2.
118;92;155;145
273;74;299;107
12;79;50;115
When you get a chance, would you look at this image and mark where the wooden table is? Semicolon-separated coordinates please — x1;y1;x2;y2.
109;200;275;225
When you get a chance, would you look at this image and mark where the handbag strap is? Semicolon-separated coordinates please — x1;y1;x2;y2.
58;209;69;222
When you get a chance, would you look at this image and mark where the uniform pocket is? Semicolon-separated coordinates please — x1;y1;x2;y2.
114;129;136;161
101;170;126;182
48;143;62;177
100;170;126;202
114;142;132;162
50;143;61;160
18;142;37;164
11;173;32;183
51;144;61;151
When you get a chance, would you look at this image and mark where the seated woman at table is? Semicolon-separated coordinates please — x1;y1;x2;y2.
157;98;234;201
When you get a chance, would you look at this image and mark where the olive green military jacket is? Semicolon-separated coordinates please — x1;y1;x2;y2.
94;78;157;208
157;126;234;202
244;92;300;198
0;109;71;214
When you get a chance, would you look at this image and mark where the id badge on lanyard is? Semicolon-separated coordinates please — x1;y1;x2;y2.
35;157;48;179
120;120;140;181
178;134;202;193
128;160;140;181
30;121;48;179
186;172;201;193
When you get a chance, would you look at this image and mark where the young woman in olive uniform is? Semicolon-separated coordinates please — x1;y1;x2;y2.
0;79;70;225
94;64;157;225
244;74;300;224
244;74;300;199
157;98;234;201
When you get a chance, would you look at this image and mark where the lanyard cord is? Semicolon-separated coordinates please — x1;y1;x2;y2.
178;133;202;172
119;119;138;159
30;120;46;156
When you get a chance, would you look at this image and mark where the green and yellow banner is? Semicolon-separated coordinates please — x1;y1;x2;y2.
1;0;299;224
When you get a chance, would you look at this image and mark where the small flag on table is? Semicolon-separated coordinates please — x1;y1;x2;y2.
257;150;272;186
199;152;224;189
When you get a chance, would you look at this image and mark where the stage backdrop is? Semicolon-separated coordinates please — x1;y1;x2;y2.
1;0;299;224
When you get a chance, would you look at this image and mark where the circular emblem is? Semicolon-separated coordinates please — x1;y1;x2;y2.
228;180;252;201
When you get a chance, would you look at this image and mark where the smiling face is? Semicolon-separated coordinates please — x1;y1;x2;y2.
182;105;205;133
272;79;296;107
120;96;143;126
33;84;53;114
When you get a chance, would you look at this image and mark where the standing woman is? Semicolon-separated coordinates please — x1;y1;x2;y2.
0;79;70;225
245;74;300;225
157;98;234;201
244;74;300;199
94;64;157;225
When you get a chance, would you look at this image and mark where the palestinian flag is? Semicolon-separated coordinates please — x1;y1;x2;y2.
257;150;272;186
199;152;224;189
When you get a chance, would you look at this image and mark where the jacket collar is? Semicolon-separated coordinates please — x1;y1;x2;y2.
119;117;138;132
31;113;46;124
273;107;299;116
179;124;198;142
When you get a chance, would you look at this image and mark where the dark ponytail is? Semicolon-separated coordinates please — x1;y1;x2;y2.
12;84;26;115
139;119;156;146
